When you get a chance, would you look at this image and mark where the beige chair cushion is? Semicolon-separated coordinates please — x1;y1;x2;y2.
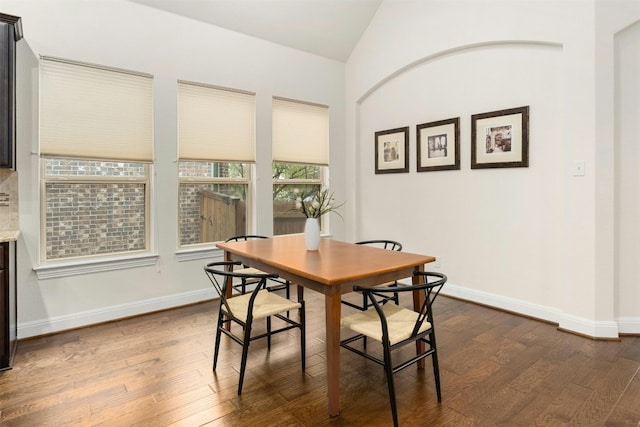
341;304;431;345
233;267;287;287
235;266;265;275
227;289;301;321
233;267;264;285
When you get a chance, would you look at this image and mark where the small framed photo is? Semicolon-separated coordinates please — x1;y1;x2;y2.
416;117;460;172
471;106;529;169
375;126;409;174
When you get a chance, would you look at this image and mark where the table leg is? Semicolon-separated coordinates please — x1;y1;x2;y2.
325;288;341;416
413;264;426;368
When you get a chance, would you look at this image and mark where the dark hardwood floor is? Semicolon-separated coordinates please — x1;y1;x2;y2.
1;289;639;426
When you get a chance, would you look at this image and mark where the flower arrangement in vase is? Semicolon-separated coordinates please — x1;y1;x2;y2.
292;188;343;250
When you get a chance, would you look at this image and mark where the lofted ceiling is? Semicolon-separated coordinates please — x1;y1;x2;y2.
129;0;382;62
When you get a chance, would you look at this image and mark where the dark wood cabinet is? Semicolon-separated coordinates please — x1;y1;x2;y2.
0;13;22;169
0;12;21;371
0;240;16;370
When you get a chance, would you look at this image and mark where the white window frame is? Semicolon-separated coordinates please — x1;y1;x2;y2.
35;57;156;279
176;81;256;260
34;164;157;278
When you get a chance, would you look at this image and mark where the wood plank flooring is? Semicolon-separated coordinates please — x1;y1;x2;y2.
1;289;639;426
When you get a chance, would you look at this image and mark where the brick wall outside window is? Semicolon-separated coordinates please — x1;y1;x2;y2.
45;159;145;178
43;159;148;261
45;182;146;259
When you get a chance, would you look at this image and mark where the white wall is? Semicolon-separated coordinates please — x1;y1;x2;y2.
346;0;640;337
3;0;347;337
4;0;638;339
611;6;640;333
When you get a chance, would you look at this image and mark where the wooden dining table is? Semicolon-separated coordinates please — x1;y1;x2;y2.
216;234;435;417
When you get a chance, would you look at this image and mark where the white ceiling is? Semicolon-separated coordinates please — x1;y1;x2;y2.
129;0;382;62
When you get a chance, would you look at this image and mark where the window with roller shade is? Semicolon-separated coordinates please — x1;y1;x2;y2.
177;81;254;246
272;97;329;235
39;57;153;261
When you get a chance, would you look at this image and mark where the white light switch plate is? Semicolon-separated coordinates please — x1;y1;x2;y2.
572;160;585;176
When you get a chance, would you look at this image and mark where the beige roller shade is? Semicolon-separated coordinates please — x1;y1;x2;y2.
40;57;153;162
178;81;255;162
272;97;329;166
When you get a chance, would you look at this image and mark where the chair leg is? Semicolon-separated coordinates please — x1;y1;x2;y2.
286;281;291;318
382;342;399;427
238;323;252;395
213;311;224;371
430;332;442;402
392;282;399;305
362;293;369;349
300;300;306;370
267;316;272;350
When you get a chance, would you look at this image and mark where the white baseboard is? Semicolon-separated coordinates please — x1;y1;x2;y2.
18;288;217;339
617;317;640;335
441;283;624;339
557;314;619;339
17;283;639;340
441;283;563;324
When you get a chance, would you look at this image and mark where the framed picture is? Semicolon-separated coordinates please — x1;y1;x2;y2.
375;126;409;174
471;106;529;169
416;117;460;172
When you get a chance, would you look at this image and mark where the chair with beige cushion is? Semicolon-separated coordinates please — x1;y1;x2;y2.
225;235;291;299
204;260;305;395
341;239;403;311
340;271;447;427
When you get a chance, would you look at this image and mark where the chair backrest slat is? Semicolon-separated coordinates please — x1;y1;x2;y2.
204;260;280;320
224;235;270;269
356;239;402;252
204;261;238;316
225;234;269;242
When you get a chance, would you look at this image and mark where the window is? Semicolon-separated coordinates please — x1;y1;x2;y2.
272;162;322;235
42;159;149;260
178;161;249;246
177;81;255;246
272;97;329;235
39;57;153;262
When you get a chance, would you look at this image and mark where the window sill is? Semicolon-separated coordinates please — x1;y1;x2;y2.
175;246;222;262
34;253;160;280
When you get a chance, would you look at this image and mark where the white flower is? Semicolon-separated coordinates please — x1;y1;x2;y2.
289;187;344;219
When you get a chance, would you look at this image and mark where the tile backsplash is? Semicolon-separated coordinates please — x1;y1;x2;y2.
0;169;18;232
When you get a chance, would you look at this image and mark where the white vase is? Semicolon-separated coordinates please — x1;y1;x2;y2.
304;217;321;251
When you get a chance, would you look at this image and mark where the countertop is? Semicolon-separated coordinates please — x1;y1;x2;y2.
0;230;20;242
0;169;19;239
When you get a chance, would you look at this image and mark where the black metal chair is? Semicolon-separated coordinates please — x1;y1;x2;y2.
340;271;447;427
225;235;291;299
341;239;403;311
205;260;306;395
